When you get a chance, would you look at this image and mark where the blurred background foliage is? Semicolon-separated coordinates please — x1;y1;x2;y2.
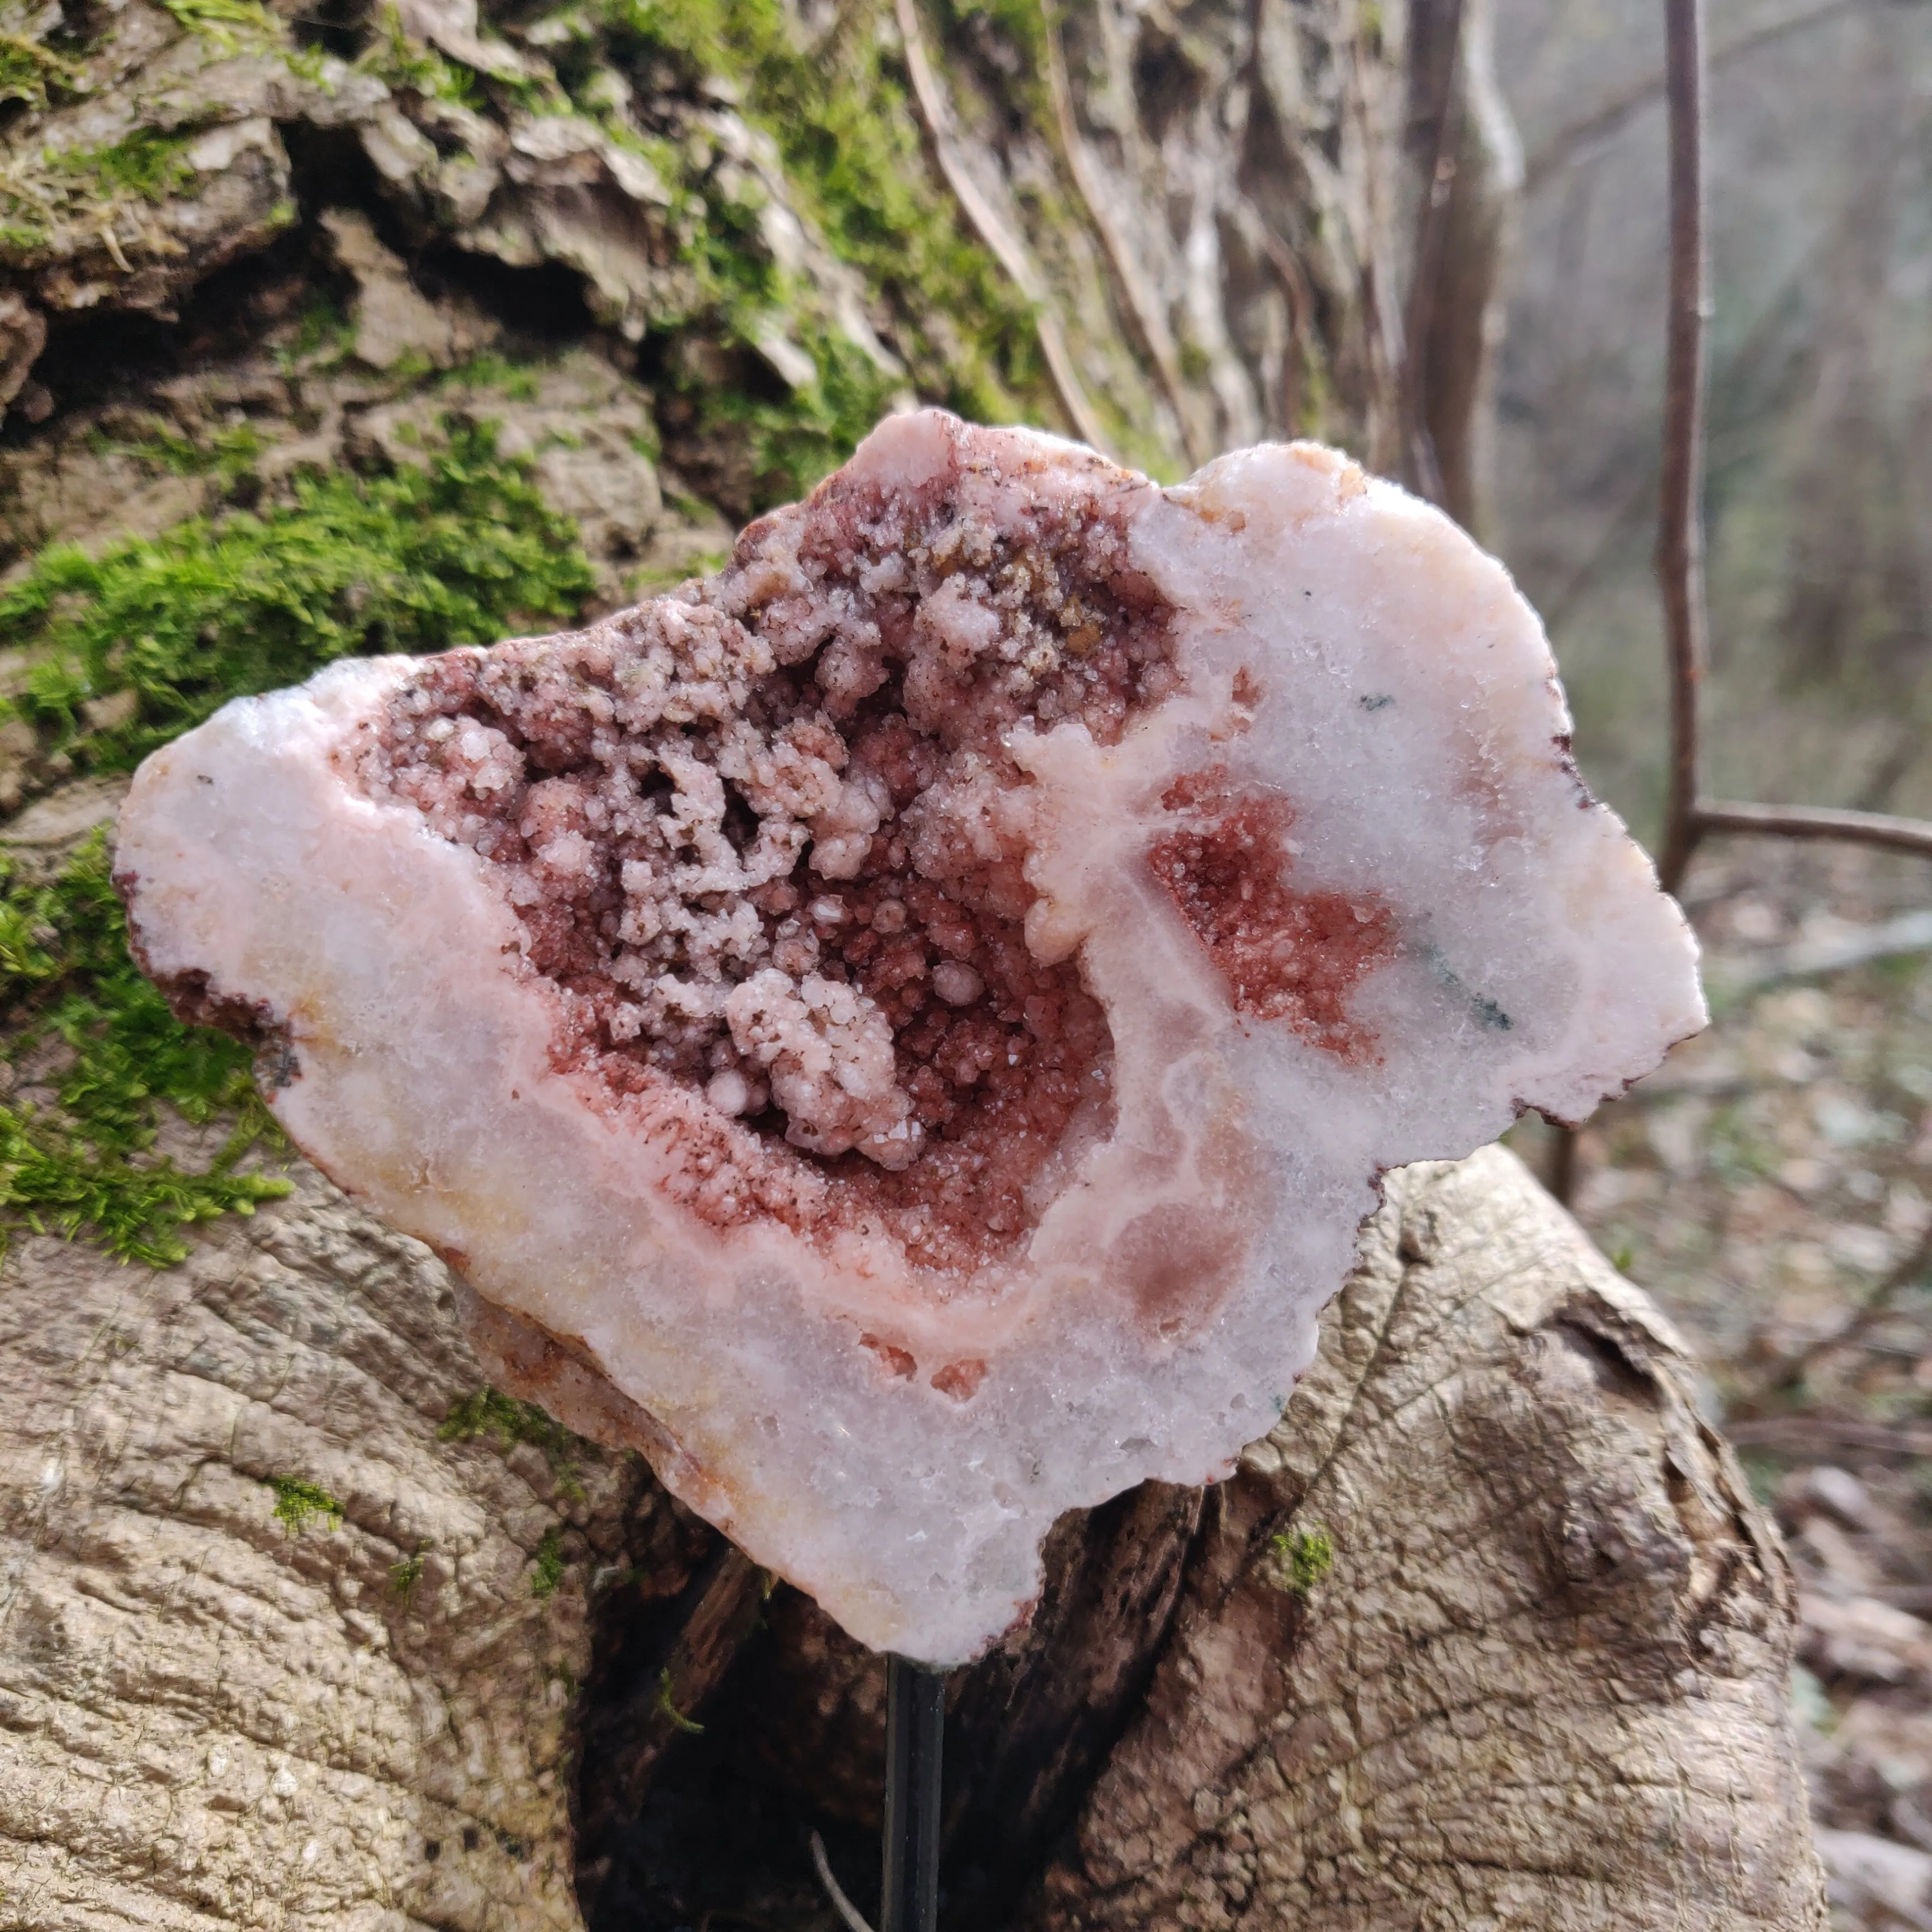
1497;10;1932;1903
1497;0;1932;834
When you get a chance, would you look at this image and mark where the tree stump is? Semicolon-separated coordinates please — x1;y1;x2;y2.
0;0;1822;1919
0;1145;1825;1929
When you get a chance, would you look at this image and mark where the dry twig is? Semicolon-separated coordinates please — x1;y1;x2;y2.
1724;1415;1932;1460
810;1831;877;1932
1549;0;1932;1204
1649;0;1932;887
1754;1220;1932;1400
1692;800;1932;863
1654;0;1711;901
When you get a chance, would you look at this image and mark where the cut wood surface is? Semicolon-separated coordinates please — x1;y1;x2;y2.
0;1167;660;1930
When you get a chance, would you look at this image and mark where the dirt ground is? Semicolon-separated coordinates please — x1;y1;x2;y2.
1508;836;1932;1929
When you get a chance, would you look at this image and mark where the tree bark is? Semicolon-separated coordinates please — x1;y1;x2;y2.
0;1140;1825;1928
0;0;1824;1922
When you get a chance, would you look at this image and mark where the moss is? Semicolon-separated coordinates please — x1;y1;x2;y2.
158;0;281;49
1;129;202;255
438;353;544;403
1;421;596;773
586;0;1044;502
63;127;197;203
276;293;356;373
940;0;1049;121
1;834;291;1266
161;0;282;40
655;1664;704;1733
0;419;596;1267
440;1384;590;1500
358;4;565;115
1268;1523;1334;1597
531;1521;566;1598
0;33;85;110
0;125;235;263
390;1546;428;1603
266;1473;347;1534
85;419;266;486
677;317;903;511
627;551;728;599
357;8;487;107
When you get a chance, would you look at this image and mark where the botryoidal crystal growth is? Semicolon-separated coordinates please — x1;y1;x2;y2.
115;411;1704;1664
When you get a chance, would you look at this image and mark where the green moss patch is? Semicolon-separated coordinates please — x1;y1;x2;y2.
441;1385;591;1500
1;419;598;1266
266;1472;347;1534
1;833;290;1265
1268;1523;1335;1597
3;422;596;774
152;0;288;59
390;1545;428;1602
531;1521;566;1597
577;0;1044;506
0;33;86;111
83;418;267;487
0;127;201;254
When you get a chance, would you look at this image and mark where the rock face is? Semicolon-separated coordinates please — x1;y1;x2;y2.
113;410;1704;1664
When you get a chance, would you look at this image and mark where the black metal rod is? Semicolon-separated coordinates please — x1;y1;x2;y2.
880;1654;945;1932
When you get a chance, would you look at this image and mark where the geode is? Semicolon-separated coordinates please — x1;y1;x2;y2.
115;410;1704;1663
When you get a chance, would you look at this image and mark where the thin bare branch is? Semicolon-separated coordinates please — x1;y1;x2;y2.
1042;6;1204;466
1551;0;1704;1205
1654;0;1710;898
1400;0;1466;509
810;1832;877;1932
1694;799;1932;861
1755;1220;1932;1399
1524;0;1861;195
893;0;1117;458
1725;1415;1932;1460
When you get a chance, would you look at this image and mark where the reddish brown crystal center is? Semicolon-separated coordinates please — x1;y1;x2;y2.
353;422;1176;1277
1149;767;1398;1063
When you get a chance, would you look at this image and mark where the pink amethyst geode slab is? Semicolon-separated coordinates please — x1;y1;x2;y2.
116;410;1704;1663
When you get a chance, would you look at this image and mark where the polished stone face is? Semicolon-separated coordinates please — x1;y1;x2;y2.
115;409;1705;1663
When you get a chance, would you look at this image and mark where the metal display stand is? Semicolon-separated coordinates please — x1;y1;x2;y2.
808;1654;946;1932
880;1655;946;1932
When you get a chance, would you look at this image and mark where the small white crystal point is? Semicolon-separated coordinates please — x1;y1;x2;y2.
116;412;1703;1664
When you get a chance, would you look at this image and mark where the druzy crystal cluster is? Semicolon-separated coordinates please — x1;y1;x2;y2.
116;411;1704;1663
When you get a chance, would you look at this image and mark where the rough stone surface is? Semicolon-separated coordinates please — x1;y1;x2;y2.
319;209;473;374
